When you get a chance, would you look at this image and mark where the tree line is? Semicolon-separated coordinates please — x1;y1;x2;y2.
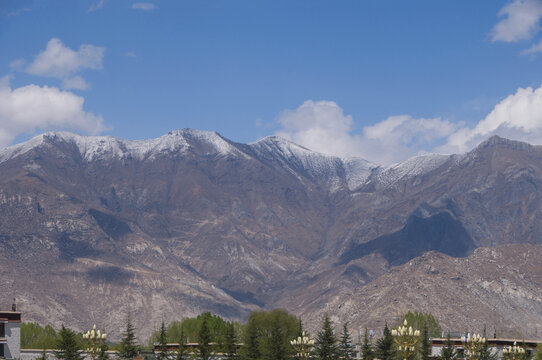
20;309;542;360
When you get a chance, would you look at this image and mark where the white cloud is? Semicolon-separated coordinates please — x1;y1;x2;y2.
62;76;90;90
439;84;542;153
0;77;108;147
491;0;542;42
131;3;155;10
25;38;105;78
9;59;26;71
274;100;456;165
88;0;109;12
274;87;542;164
521;39;542;54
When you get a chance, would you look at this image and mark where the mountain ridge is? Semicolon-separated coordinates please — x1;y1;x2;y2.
1;130;542;339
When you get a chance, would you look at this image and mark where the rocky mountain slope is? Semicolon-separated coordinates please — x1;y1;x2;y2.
1;130;542;340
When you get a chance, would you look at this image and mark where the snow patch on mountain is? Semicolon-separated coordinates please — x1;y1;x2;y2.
375;154;450;186
0;129;244;163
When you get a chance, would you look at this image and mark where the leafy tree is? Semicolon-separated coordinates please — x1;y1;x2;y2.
533;344;542;360
148;314;231;346
242;309;299;360
239;316;260;360
313;314;339;360
118;315;139;360
399;312;442;338
55;325;83;360
339;323;356;360
21;322;58;349
360;328;374;360
223;322;238;360
440;334;456;360
157;321;170;360
198;313;213;360
375;324;395;360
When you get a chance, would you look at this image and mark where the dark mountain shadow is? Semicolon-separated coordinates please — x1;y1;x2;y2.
340;212;476;266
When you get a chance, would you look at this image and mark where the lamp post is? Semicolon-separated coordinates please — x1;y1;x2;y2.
503;342;526;360
290;331;314;360
83;324;107;360
391;320;420;360
461;333;486;360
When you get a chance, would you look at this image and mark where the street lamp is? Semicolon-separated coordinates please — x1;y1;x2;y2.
461;333;486;360
503;342;526;360
83;324;107;360
391;320;421;360
291;331;315;360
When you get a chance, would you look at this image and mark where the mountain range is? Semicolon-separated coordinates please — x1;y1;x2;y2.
1;129;542;340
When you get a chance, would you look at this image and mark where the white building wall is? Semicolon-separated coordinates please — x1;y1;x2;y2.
5;322;20;359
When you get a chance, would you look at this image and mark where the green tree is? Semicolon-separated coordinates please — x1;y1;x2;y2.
375;324;395;360
241;309;299;360
419;325;431;360
360;329;374;360
21;322;58;349
440;334;456;360
118;315;139;360
479;328;497;360
533;344;542;360
176;326;189;360
55;325;83;360
223;322;238;360
339;323;356;360
399;312;441;338
198;313;213;360
239;316;260;360
157;321;170;360
98;342;110;360
313;314;339;360
266;318;287;360
37;348;49;360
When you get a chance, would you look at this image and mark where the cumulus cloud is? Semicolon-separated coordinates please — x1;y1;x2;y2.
0;77;108;147
274;100;456;165
25;38;105;78
439;84;542;153
131;3;155;10
274;86;542;164
491;0;542;42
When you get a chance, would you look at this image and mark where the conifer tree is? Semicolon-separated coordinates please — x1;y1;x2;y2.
118;315;138;360
479;328;497;360
198;313;213;360
533;344;542;360
176;326;188;360
98;342;109;360
419;325;431;360
267;317;287;360
223;322;238;360
158;321;169;360
314;314;339;360
339;323;356;360
239;316;260;360
375;324;395;360
361;329;374;360
55;325;83;360
440;334;456;360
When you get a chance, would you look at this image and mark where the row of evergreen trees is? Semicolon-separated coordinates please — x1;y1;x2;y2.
23;309;542;360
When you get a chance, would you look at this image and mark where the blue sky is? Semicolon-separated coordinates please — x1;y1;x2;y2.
2;0;542;164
